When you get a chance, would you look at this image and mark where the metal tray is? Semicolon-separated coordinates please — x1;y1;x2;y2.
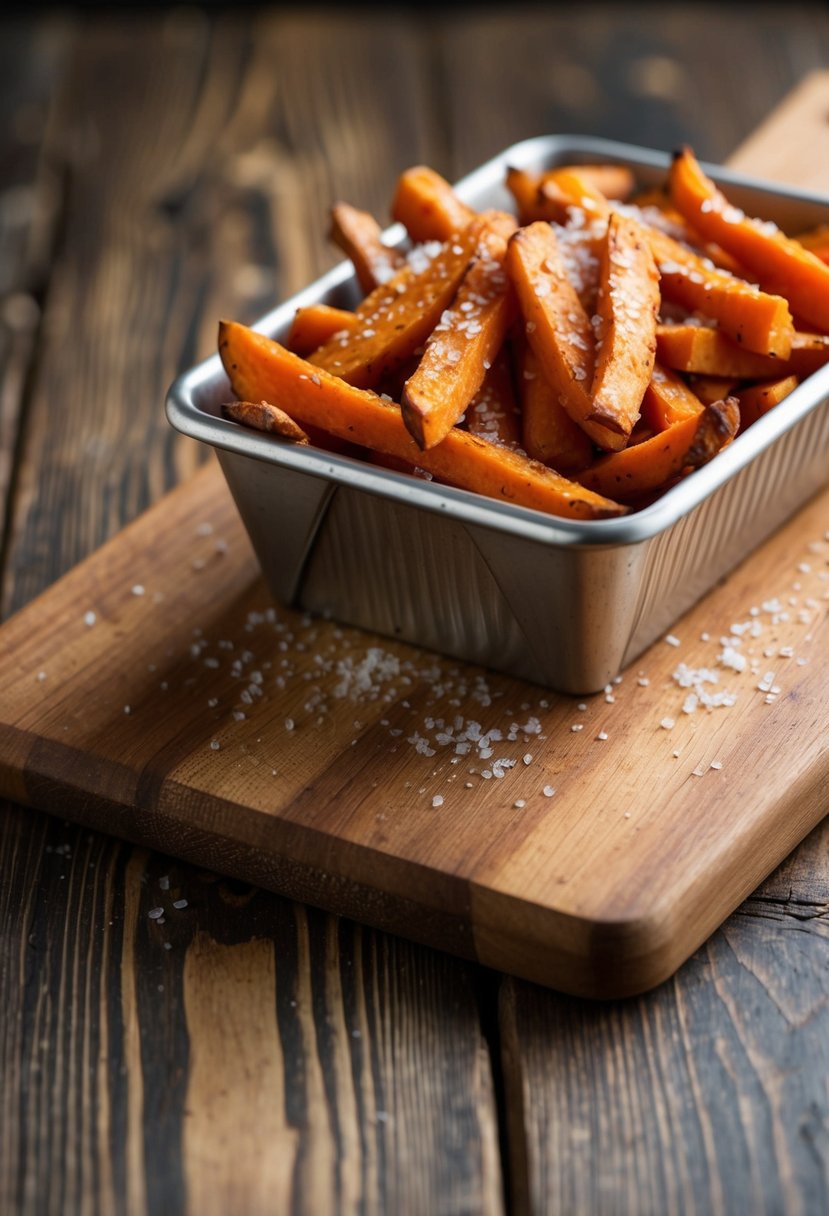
166;136;829;694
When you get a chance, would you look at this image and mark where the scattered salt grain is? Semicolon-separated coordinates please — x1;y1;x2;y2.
514;800;526;809
596;730;608;741
159;876;170;891
209;740;221;751
131;584;145;596
542;785;555;797
148;907;164;920
431;795;444;808
172;898;188;910
665;634;680;647
84;611;96;627
285;718;295;731
570;723;584;733
660;717;675;730
523;753;533;765
37;671;46;681
710;760;723;771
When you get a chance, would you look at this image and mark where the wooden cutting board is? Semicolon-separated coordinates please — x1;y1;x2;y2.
2;78;829;999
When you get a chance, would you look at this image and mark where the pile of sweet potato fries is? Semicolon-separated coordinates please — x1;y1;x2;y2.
219;148;829;520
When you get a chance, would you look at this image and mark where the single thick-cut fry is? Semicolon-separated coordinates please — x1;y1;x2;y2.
219;321;627;520
308;224;479;389
401;212;516;449
465;351;522;449
518;343;593;470
669;146;829;333
642;362;704;431
576;398;740;500
737;375;799;429
590;211;660;441
329;202;405;293
507;221;626;451
656;324;829;378
221;399;310;444
287;305;357;356
391;166;476;243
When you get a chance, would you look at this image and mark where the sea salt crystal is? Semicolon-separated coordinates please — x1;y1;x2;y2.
542;785;556;798
131;584;145;596
431;795;444;808
172;899;188;909
209;740;220;750
660;717;675;730
664;634;680;647
148;907;164;920
84;611;96;627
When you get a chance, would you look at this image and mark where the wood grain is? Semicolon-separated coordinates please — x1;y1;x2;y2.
0;11;502;1216
5;8;829;1215
501;66;829;1216
2;437;828;995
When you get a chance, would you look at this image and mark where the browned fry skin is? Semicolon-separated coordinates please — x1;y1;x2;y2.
575;397;740;500
222;400;310;444
590;212;661;442
308;223;481;389
507;221;628;451
219;321;629;520
401;212;516;450
329;202;405;294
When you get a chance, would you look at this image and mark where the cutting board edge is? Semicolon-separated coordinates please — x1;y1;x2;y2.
7;719;828;999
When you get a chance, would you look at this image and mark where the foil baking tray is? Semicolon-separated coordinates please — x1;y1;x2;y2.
166;137;829;694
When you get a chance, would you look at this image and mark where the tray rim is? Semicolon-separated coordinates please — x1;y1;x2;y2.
166;133;829;550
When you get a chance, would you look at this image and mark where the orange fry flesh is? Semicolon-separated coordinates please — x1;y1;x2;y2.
576;398;740;500
518;344;593;471
590;211;660;442
529;169;795;358
669;146;829;333
308;224;479;389
656;324;829;378
642;362;704;431
507;221;626;451
737;375;799;430
391;166;476;243
287;304;357;356
465;351;522;449
329;202;405;293
401;213;516;449
219;322;627;520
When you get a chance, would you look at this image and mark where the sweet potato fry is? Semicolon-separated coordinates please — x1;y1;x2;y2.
669;146;829;333
308;223;480;389
528;169;794;357
465;351;522;449
689;375;737;406
576;398;740;500
391;166;476;243
329;202;405;293
648;226;794;358
287;305;357;356
507;221;626;451
221;399;310;443
736;375;799;429
401;212;516;449
641;362;704;430
590;211;660;442
219;321;627;520
656;324;829;378
518;343;593;470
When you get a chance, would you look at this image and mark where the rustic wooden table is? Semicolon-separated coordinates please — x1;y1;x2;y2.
3;7;829;1214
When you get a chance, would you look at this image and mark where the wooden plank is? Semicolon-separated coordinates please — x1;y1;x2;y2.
499;67;829;1216
0;801;502;1216
0;16;68;550
0;11;504;1216
2;434;828;994
437;4;829;175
